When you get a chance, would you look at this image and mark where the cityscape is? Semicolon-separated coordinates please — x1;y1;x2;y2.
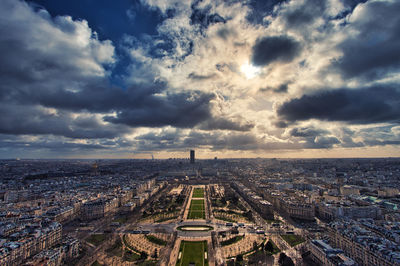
0;154;399;265
1;0;400;265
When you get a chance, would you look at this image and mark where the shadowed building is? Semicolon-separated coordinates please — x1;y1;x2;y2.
190;150;195;164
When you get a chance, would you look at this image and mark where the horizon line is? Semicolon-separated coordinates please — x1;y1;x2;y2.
2;156;400;160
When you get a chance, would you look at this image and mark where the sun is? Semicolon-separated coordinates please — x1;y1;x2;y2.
240;62;260;79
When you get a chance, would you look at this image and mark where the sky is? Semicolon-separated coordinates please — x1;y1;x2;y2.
0;0;400;159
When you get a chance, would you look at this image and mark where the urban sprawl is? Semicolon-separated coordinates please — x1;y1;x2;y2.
0;155;400;266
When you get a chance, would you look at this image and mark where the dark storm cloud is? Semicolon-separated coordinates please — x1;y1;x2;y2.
246;0;287;25
282;0;325;28
285;9;314;26
333;0;400;80
0;104;129;139
364;139;400;146
103;91;214;128
132;130;185;152
190;2;226;29
274;121;288;128
198;117;254;131
288;127;340;149
0;37;99;86
136;131;179;142
5;78;222;131
277;86;400;124
289;127;328;138
251;36;301;66
0;135;108;152
279;0;367;29
26;82;165;113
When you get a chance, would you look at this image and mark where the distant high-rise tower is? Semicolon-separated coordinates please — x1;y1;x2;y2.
190;150;195;164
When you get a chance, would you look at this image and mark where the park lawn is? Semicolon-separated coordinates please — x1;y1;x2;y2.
191;199;205;205
124;249;141;262
87;234;106;246
177;241;208;266
280;234;305;247
188;210;205;219
190;200;204;211
91;261;103;266
113;216;128;224
193;188;204;198
106;238;123;257
188;199;205;219
191;204;204;211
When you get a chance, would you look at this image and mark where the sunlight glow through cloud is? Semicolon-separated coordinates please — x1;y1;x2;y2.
240;62;260;79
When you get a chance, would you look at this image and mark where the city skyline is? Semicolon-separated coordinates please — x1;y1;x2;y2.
1;0;400;159
1;157;399;265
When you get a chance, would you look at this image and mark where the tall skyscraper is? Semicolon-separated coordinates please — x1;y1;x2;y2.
190;150;195;164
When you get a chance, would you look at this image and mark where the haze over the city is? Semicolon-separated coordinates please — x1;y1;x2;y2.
1;0;400;159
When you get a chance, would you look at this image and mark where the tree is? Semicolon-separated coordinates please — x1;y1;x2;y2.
278;252;294;266
265;241;274;253
253;241;258;251
153;249;158;258
283;257;295;266
140;251;147;260
221;197;227;205
279;253;287;265
244;211;253;221
231;195;239;205
236;254;243;262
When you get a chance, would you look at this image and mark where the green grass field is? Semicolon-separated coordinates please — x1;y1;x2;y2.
87;234;106;246
177;241;208;266
192;188;204;198
280;234;305;247
123;249;140;262
188;199;205;219
106;238;123;257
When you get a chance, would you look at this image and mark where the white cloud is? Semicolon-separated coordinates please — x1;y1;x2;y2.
0;0;115;79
